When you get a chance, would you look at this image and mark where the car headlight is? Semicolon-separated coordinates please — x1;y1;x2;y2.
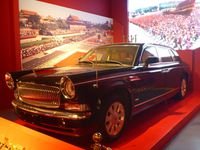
60;76;75;99
5;73;15;89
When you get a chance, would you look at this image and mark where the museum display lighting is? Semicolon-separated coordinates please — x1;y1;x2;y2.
5;73;15;89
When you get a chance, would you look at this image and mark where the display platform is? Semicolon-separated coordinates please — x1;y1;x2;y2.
0;117;82;150
109;92;200;150
1;92;199;150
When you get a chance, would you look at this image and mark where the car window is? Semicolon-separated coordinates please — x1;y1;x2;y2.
170;49;180;61
141;46;158;63
157;46;173;62
109;46;136;64
79;45;139;66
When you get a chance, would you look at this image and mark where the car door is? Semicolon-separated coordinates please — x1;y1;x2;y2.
156;46;182;93
132;46;166;108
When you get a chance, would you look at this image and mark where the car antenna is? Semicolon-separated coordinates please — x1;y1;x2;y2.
93;48;98;88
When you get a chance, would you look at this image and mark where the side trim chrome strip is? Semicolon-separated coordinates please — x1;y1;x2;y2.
12;100;91;120
74;65;185;86
134;88;179;107
74;72;143;86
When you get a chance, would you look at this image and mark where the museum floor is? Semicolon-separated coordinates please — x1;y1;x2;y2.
0;91;200;149
165;110;200;150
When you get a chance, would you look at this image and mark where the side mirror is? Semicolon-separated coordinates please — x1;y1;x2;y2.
144;56;159;67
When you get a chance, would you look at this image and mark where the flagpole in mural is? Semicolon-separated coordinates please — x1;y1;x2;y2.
19;0;113;70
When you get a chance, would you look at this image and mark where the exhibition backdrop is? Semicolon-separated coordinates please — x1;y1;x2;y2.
128;0;200;50
19;0;113;70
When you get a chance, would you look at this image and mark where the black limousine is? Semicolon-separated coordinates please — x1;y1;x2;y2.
5;43;190;140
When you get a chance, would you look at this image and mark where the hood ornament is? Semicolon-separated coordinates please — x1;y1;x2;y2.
91;132;112;150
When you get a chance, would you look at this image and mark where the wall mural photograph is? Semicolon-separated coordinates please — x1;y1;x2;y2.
128;0;200;50
19;0;113;70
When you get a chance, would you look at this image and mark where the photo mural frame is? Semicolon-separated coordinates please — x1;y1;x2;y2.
19;0;113;70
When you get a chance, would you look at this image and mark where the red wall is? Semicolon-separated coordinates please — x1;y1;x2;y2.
0;0;21;109
110;0;128;42
177;50;194;91
178;49;200;92
193;49;200;91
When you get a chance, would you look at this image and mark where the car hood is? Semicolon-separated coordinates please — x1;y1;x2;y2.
17;65;132;86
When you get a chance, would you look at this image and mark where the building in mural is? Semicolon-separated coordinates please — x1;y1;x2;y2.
19;0;113;70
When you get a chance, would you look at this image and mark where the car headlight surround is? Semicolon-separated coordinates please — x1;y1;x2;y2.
60;76;75;99
5;73;15;89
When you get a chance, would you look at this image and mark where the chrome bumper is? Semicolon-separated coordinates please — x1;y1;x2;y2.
12;100;92;120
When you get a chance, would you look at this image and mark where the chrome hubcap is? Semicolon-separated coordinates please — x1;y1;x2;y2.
181;79;187;97
105;101;125;136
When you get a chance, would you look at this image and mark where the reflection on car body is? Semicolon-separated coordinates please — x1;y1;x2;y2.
5;43;190;140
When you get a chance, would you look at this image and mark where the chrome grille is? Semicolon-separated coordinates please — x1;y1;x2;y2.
16;82;60;108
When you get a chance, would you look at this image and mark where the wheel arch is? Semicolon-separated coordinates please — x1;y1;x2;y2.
181;71;190;85
100;85;132;120
97;86;133;140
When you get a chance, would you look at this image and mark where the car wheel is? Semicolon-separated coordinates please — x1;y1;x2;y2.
176;77;187;99
100;93;129;141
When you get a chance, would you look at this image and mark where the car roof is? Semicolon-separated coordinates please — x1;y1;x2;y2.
95;43;173;50
97;43;144;47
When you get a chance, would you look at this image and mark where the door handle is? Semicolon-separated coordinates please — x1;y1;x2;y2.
162;69;169;73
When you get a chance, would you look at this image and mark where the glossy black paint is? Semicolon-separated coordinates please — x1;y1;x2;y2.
9;43;190;137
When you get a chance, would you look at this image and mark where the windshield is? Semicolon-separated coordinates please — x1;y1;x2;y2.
79;45;139;66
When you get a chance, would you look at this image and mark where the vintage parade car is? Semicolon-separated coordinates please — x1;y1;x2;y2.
5;43;190;140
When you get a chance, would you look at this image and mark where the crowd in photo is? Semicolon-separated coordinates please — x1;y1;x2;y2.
21;31;97;59
20;29;38;39
130;8;200;49
50;29;78;35
22;41;63;59
20;27;85;39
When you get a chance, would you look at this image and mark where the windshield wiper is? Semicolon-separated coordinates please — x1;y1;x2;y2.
104;60;124;66
79;60;124;66
79;60;94;65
